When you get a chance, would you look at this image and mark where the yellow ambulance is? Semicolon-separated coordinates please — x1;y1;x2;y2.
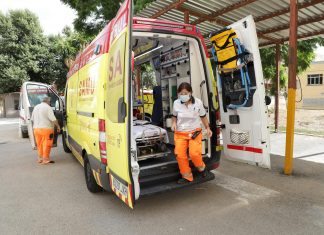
62;0;271;208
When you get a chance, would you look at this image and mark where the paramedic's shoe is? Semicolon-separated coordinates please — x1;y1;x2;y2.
41;160;55;165
177;178;192;184
200;168;210;178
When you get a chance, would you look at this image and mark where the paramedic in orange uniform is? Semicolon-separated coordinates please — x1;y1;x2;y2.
172;82;212;184
31;96;60;164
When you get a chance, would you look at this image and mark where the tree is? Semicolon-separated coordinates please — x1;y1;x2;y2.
0;10;49;93
61;0;153;37
281;38;324;74
134;0;154;14
259;46;287;95
45;27;91;91
260;38;324;95
141;63;156;89
0;9;88;93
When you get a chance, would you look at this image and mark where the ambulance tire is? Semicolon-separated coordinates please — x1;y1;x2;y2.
62;132;71;153
84;155;102;193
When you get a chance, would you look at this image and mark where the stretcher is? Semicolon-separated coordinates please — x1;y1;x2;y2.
210;27;255;111
133;119;170;161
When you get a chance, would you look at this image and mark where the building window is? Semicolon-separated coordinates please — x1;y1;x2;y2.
307;74;323;85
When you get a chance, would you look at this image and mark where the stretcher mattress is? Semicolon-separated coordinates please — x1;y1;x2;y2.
133;120;169;143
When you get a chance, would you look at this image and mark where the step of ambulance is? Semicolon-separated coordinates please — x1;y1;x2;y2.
140;170;180;189
139;161;179;179
138;155;215;179
140;171;215;196
139;157;218;188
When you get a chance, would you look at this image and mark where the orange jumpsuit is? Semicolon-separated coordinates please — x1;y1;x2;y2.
174;129;205;181
173;96;207;181
31;102;57;163
34;128;54;162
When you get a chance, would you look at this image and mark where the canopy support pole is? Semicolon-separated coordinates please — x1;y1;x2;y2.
284;0;298;175
274;44;281;132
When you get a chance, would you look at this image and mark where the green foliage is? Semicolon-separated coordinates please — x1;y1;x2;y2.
46;27;92;90
0;0;156;94
260;46;287;95
260;38;324;95
61;0;153;37
134;0;154;14
0;9;89;93
0;10;47;93
60;0;122;37
281;38;324;74
141;63;156;89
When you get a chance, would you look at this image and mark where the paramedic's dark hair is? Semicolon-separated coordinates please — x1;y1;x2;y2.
177;82;192;93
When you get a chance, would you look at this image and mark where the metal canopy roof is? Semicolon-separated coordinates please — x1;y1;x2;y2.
136;0;324;48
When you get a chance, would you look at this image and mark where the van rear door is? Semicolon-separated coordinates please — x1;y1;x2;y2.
22;82;63;149
105;0;136;208
210;16;271;168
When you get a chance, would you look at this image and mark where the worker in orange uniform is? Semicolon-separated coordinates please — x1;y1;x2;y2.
171;82;212;184
31;96;60;164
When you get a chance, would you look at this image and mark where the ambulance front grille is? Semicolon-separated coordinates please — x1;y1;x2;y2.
230;129;249;145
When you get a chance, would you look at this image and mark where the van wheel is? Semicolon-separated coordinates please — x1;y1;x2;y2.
84;156;102;193
62;132;71;153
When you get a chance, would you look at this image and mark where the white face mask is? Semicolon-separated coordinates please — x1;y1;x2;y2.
179;94;190;103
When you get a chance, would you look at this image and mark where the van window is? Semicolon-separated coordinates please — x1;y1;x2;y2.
26;84;60;110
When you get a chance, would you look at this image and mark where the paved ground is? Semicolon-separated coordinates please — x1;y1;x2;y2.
271;133;324;164
1;119;324;235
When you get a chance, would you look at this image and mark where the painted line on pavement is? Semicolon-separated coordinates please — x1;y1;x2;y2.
212;170;280;201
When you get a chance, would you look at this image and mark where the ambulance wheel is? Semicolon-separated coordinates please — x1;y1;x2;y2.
84;156;102;193
62;132;71;153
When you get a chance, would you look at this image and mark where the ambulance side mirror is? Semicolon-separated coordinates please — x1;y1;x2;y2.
265;96;271;105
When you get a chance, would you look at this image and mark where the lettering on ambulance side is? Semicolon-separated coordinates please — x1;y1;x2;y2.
79;77;95;97
108;50;123;89
107;134;116;147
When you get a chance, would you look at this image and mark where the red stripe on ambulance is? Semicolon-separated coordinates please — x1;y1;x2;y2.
98;119;107;165
227;144;263;154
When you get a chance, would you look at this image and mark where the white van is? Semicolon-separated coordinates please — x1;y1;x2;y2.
19;81;64;147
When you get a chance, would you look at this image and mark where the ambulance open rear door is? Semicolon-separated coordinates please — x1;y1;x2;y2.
105;0;138;208
210;16;271;168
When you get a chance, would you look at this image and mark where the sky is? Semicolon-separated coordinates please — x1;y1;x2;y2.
315;46;324;61
0;0;77;35
0;0;323;60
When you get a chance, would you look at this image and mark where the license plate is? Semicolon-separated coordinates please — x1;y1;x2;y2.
112;176;128;197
